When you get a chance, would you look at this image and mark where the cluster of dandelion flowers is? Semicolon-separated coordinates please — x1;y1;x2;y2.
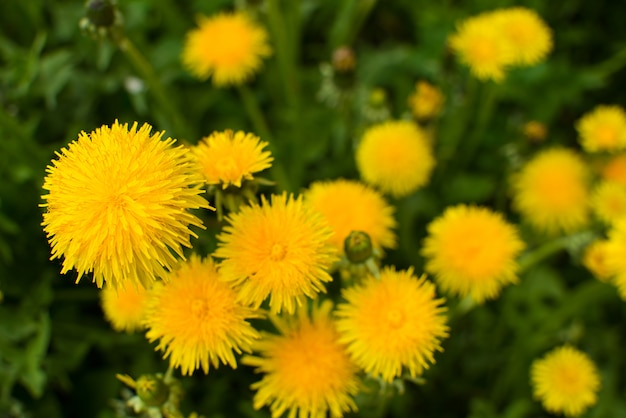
493;7;552;66
576;105;626;153
335;267;449;382
448;12;513;82
243;301;360;418
356;120;435;198
421;205;525;303
582;240;613;283
214;193;337;314
407;81;445;120
530;346;600;417
101;285;149;333
192;130;273;189
182;12;271;86
305;179;397;256
41;121;209;290
511;148;590;234
144;255;260;375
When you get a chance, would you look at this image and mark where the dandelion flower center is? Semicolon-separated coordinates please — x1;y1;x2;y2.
269;243;287;261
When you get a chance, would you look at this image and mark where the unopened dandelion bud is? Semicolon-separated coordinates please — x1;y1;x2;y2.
344;231;373;264
135;374;170;407
332;46;356;73
85;0;116;28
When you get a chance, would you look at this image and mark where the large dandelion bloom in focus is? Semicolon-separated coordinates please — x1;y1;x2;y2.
421;205;525;303
494;7;552;66
214;193;337;314
448;12;513;82
356;120;435;198
182;12;271;86
335;267;449;382
144;255;260;375
577;105;626;153
243;301;360;418
305;179;397;255
512;148;590;234
531;346;600;417
192;130;273;189
41;121;209;290
101;285;149;333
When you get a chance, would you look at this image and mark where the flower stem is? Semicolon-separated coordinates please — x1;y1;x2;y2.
517;235;573;274
116;36;192;140
458;81;498;169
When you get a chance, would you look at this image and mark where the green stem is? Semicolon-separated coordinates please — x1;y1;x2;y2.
518;236;571;274
458;81;498;169
116;36;192;140
266;0;299;109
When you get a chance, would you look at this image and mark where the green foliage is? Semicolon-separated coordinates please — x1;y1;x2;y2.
2;0;626;417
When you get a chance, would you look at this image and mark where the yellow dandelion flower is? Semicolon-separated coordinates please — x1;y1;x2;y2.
192;130;273;189
144;255;260;375
407;81;445;120
305;179;397;255
421;205;525;303
214;193;337;314
356;120;435;198
582;240;613;283
182;12;271;86
531;345;601;417
577;105;626;153
243;301;360;418
101;285;149;333
523;121;547;142
591;181;626;225
512;148;591;234
605;219;626;299
494;7;552;66
448;12;514;82
600;154;626;186
335;267;449;382
41;121;209;290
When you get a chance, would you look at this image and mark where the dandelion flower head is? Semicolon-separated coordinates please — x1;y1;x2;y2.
335;267;449;382
577;105;626;153
448;11;514;82
192;130;273;189
421;205;525;303
512;148;590;234
356;120;435;198
144;255;260;375
582;239;613;283
101;284;149;333
600;154;626;187
41;121;209;290
305;179;397;256
407;81;445;120
591;181;626;225
531;345;601;417
494;7;552;66
214;193;337;314
182;12;271;86
243;301;360;418
604;219;626;300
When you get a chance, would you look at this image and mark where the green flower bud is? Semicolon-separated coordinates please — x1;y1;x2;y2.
344;231;373;264
135;374;170;407
85;0;116;28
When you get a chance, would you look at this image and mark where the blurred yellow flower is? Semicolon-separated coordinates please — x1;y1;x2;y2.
600;154;626;186
421;205;525;303
214;193;337;314
356;120;435;198
305;179;397;256
192;130;273;189
531;346;600;417
605;219;626;299
577;105;626;153
335;267;449;382
448;12;513;82
243;301;360;418
41;121;209;290
582;240;613;283
523;121;547;142
407;81;444;120
182;12;271;86
591;181;626;225
494;7;552;66
512;148;590;234
101;285;148;333
144;255;260;375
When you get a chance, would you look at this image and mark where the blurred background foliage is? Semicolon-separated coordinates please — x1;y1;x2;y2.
1;0;626;417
